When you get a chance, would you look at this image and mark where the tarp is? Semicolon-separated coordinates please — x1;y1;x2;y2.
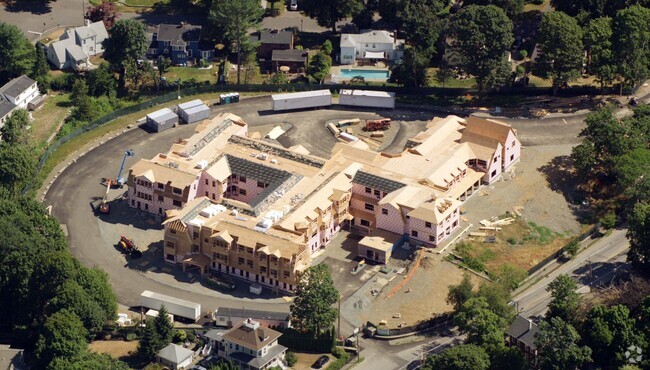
364;51;385;59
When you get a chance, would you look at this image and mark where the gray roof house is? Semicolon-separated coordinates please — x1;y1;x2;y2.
0;75;41;129
47;20;108;70
218;318;287;370
157;343;195;370
0;344;26;370
506;315;539;368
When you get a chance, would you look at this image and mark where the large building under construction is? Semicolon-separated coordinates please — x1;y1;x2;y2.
127;112;521;292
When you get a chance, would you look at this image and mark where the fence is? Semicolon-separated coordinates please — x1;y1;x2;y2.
368;314;451;338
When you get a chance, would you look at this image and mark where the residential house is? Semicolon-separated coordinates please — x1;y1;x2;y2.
157;343;195;370
47;20;108;70
253;30;294;61
147;23;215;66
506;315;539;368
340;30;405;65
0;344;25;370
271;49;308;73
217;318;287;370
214;307;291;329
0;75;41;129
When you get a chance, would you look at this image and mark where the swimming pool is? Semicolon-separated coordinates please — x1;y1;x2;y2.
338;68;390;80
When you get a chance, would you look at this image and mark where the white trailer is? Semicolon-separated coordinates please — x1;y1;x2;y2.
271;89;332;111
140;290;201;321
339;89;396;109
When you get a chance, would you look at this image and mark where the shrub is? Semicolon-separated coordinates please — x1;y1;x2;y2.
564;238;580;258
507;237;517;245
285;351;297;367
49;73;76;91
600;212;616;229
327;352;351;370
518;50;528;59
173;330;187;343
332;346;346;358
126;333;137;341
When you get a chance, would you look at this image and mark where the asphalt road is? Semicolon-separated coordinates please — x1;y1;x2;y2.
513;229;630;318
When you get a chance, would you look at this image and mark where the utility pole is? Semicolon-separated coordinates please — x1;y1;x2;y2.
337;296;341;340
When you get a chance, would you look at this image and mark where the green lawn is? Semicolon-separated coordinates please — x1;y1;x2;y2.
427;68;477;88
523;0;550;12
164;66;218;84
31;93;71;147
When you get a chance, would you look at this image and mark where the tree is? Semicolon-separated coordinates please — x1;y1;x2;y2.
564;238;580;258
571;139;597;177
627;202;650;274
0;22;35;83
48;279;107;336
157;56;171;79
488;346;528;370
269;72;289;84
210;0;263;85
496;264;527;291
153;305;174;346
321;40;333;56
613;5;650;93
290;264;339;336
300;0;363;33
582;304;642;368
86;62;117;97
390;47;429;87
584;17;615;89
546;274;580;322
33;310;88;369
32;42;49;80
137;319;160;362
0;143;38;195
70;79;89;106
285;351;298;367
102;19;148;90
476;282;514;321
535;11;584;95
307;51;332;84
454;297;507;351
448;5;514;92
462;0;524;17
535;317;592;370
85;0;121;29
422;344;490;370
49;351;130;370
435;60;454;96
447;274;474;311
0;109;30;145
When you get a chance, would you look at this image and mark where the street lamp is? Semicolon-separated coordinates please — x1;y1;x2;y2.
177;78;181;100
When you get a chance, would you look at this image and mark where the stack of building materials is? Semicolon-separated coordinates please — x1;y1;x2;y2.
177;99;210;124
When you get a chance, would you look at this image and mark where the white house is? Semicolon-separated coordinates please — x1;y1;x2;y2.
157;343;194;370
0;75;41;129
218;318;287;370
47;20;108;70
340;30;405;65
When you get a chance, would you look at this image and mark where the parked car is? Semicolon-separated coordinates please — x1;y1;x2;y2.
290;0;298;10
312;355;329;369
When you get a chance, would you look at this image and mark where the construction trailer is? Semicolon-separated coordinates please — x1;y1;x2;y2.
140;290;201;321
146;107;178;132
177;99;210;124
339;89;396;109
271;89;332;111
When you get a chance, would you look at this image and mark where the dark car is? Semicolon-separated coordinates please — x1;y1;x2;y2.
312;355;329;369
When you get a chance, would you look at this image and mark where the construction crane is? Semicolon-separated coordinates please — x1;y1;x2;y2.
104;149;135;188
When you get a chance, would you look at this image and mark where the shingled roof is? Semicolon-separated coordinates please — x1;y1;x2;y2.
353;171;406;194
222;319;282;350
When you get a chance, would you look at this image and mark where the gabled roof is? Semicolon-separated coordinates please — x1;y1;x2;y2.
0;98;16;119
157;343;194;364
271;49;308;62
462;116;515;146
258;30;293;45
156;23;202;45
507;315;539;349
67;45;88;62
341;30;397;48
0;75;36;98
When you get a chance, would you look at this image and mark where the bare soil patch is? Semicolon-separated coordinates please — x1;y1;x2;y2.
89;340;138;362
292;352;334;370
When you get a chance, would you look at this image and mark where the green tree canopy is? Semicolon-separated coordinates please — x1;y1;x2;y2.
454;297;507;351
34;309;88;369
535;11;584;94
300;0;363;33
87;62;117;97
307;51;332;84
32;42;49;80
0;109;30;145
390;46;429;87
137;319;161;362
613;5;650;91
546;274;581;322
462;0;523;17
0;143;38;196
0;22;35;84
535;317;592;370
290;264;339;335
488;346;528;370
154;305;174;345
448;5;514;92
583;17;615;88
49;351;130;370
210;0;262;85
614;148;650;189
447;274;475;311
85;0;121;29
627;202;650;273
423;344;490;370
102;19;148;90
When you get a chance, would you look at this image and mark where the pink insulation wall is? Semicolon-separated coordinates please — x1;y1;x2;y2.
197;172;226;202
376;203;406;235
226;177;266;204
502;130;521;172
483;143;503;184
408;207;460;246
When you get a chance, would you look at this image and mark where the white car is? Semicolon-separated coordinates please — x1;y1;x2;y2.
290;0;298;10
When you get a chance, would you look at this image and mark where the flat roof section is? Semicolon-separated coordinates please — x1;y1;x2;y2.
184;104;210;115
359;229;401;252
271;89;331;101
340;89;395;98
177;99;205;110
147;107;177;122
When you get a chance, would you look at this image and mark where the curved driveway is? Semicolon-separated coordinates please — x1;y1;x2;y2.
44;96;587;312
